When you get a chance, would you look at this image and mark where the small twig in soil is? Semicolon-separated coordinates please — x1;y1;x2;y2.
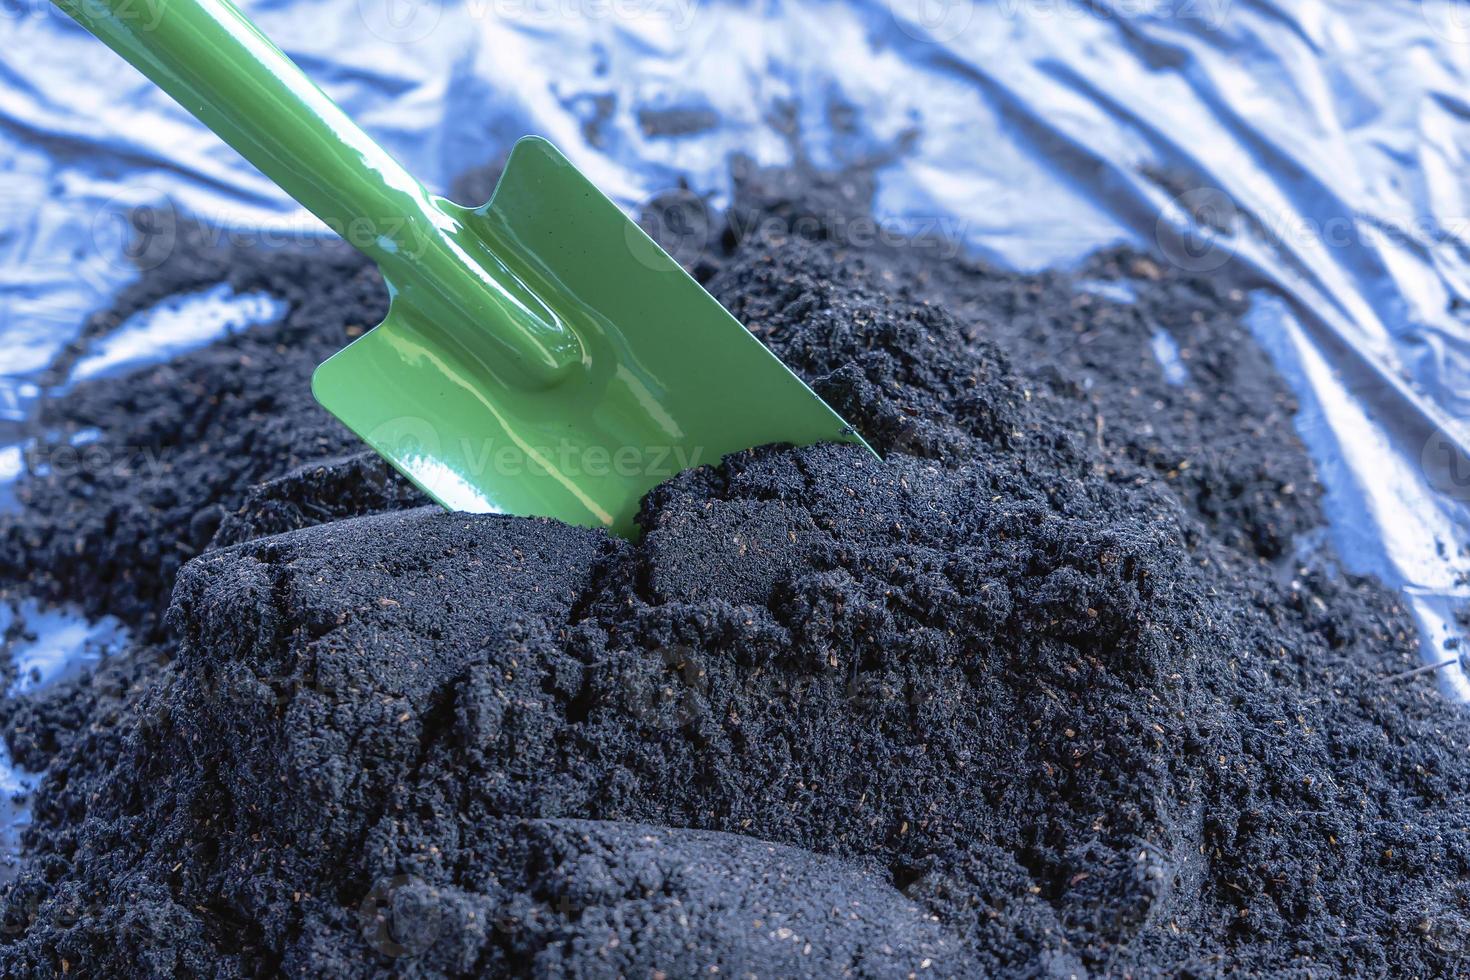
1385;653;1470;684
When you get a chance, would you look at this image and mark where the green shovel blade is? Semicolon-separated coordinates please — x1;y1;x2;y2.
53;0;869;539
312;138;868;538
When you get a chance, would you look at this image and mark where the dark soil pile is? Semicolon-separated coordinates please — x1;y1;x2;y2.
0;215;389;638
0;157;1466;978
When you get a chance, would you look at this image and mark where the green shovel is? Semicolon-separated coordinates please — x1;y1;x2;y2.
57;0;871;538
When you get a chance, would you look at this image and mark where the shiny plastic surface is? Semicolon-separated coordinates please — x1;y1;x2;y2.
3;1;1469;689
56;0;580;387
55;0;867;536
315;136;866;536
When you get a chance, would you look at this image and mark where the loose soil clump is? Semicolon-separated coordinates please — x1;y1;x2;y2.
0;157;1465;977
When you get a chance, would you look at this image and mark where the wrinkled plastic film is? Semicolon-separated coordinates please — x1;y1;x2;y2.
1;0;1467;695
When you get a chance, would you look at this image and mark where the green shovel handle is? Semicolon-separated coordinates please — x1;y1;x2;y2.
56;0;582;387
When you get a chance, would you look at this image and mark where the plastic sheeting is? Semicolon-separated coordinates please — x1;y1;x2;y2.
2;0;1469;695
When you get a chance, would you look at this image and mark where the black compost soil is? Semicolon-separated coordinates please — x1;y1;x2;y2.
0;157;1466;978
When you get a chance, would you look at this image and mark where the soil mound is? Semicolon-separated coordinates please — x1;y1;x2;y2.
0;160;1465;976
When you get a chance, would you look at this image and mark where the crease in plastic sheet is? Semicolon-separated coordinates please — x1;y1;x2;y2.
1;0;1468;696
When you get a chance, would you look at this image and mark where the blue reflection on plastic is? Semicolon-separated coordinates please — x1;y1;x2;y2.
0;600;129;881
68;284;285;386
0;0;1467;701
